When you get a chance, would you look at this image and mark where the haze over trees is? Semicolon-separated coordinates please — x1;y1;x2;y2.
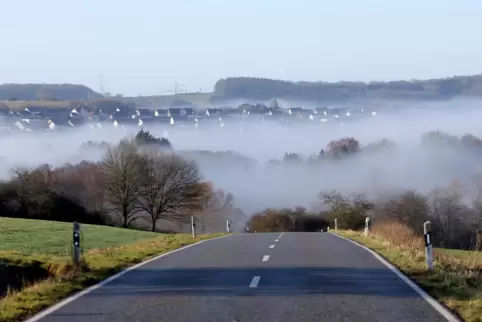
246;132;482;251
2;73;482;256
0;130;245;233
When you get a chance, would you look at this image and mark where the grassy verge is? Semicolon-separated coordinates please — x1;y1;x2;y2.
0;217;226;322
334;223;482;322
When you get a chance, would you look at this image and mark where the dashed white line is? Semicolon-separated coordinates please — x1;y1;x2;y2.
23;234;232;322
249;276;261;288
269;244;275;249
262;255;270;262
274;239;279;242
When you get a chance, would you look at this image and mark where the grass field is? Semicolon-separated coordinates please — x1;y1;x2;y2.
335;224;482;322
0;217;226;322
0;217;160;255
3;92;213;110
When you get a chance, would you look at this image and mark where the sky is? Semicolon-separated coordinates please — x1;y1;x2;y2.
1;0;482;96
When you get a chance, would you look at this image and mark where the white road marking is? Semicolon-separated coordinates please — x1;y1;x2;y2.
332;233;461;322
275;239;279;242
262;255;270;262
249;276;261;288
269;245;275;249
23;234;232;322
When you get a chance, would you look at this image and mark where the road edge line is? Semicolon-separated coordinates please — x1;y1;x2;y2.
23;234;232;322
330;233;462;322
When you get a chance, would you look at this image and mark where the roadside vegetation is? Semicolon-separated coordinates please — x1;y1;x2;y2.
335;223;481;322
0;217;225;322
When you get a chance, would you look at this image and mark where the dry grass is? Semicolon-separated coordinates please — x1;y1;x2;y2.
5;100;72;109
336;221;482;322
0;218;226;322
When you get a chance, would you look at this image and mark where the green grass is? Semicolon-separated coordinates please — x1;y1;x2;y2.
0;217;226;322
0;217;160;255
335;229;482;322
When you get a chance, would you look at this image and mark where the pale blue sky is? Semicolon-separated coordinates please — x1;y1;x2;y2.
1;0;481;96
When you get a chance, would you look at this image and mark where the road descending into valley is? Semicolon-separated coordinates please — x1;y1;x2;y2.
26;233;460;322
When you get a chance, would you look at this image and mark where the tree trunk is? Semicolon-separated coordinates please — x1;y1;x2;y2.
122;209;128;228
475;229;482;251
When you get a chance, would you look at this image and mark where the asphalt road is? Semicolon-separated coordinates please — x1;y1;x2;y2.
27;232;456;322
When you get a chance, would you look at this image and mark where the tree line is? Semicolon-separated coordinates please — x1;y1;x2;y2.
269;130;482;166
0;83;102;101
212;75;482;102
246;184;482;251
0;130;244;233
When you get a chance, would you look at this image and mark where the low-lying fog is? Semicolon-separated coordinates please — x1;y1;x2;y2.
2;98;482;215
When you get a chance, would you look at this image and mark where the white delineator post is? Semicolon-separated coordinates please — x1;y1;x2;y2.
191;216;196;238
424;221;433;271
364;217;370;237
226;220;231;233
73;222;81;269
334;218;338;231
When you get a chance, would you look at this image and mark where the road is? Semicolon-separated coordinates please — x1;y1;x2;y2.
27;232;457;322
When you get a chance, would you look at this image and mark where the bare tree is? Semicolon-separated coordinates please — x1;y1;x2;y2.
80;163;109;222
470;173;482;229
8;167;51;216
318;190;368;229
137;152;205;232
101;140;143;228
430;186;466;248
318;190;350;214
197;184;235;233
380;190;429;232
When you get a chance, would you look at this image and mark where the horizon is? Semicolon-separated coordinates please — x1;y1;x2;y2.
2;72;482;98
1;0;482;96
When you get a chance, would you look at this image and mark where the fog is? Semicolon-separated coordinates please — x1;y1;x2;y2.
2;98;482;215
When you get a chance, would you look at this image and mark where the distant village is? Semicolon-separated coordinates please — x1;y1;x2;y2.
0;100;381;133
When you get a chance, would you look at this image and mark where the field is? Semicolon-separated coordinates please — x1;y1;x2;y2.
0;217;160;255
335;226;482;322
0;217;225;322
4;100;71;110
2;92;213;110
121;92;213;107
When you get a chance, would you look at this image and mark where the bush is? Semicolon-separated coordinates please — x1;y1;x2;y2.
326;137;360;158
246;207;328;232
135;130;172;149
283;152;303;163
318;191;371;230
